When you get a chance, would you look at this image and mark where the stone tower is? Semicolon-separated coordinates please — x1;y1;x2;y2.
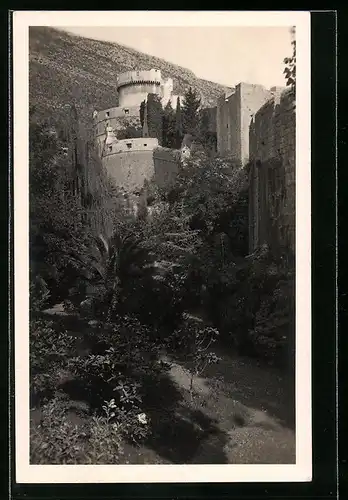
117;69;163;108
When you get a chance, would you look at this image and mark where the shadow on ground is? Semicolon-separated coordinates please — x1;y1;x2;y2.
58;360;229;464
31;306;294;464
132;371;228;464
199;345;295;431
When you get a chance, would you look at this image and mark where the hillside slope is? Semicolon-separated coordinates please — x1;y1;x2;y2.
29;26;231;125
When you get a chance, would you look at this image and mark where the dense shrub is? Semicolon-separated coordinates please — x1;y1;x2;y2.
166;313;221;395
30;394;126;464
67;315;165;443
30;319;75;403
210;244;295;368
29;108;120;311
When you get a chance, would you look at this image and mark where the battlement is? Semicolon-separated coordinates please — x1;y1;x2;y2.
117;69;162;90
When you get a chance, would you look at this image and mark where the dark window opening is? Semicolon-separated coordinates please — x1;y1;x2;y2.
106;111;110;117
144;143;147;146
108;145;112;152
126;143;132;149
124;109;129;115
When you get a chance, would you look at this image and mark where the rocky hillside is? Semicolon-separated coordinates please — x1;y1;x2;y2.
29;26;231;125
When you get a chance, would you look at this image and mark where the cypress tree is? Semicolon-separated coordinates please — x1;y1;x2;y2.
140;100;146;129
147;93;163;145
182;87;201;136
175;97;183;149
198;108;217;152
162;101;176;148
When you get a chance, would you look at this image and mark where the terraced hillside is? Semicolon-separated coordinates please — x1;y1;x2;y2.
29;26;232;125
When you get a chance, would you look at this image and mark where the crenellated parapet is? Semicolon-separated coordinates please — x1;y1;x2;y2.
117;69;163;90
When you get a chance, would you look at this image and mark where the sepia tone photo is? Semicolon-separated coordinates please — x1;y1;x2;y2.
13;11;311;483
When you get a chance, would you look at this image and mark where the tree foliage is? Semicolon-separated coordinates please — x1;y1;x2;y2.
198;108;217;152
174;97;184;148
29;107;120;309
139;99;145;129
30;100;294;373
146;93;163;145
162;101;176;148
182;87;201;136
283;26;296;92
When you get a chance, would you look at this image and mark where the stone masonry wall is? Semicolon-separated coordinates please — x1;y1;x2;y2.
101;142;180;194
240;83;273;166
217;83;272;166
249;89;295;254
102;150;155;193
95;106;141;142
217;90;240;161
153;147;180;188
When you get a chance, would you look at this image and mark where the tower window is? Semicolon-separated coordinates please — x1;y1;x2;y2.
124;109;129;115
106;111;110;117
144;143;147;147
126;143;132;149
108;145;112;152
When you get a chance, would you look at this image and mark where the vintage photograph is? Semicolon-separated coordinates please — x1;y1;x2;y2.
13;11;311;483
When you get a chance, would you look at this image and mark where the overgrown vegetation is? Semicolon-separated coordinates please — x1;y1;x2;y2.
29;95;295;464
284;26;296;94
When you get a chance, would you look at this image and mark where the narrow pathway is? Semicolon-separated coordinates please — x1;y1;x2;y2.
161;352;296;464
39;305;296;464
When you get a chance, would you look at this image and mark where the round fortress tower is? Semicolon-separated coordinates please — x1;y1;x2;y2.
117;69;163;108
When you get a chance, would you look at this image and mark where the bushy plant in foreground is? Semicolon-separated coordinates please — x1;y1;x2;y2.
30;395;126;464
30;319;75;402
67;316;164;443
167;314;221;397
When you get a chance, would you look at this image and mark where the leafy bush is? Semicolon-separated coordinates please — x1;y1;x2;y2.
69;228;156;323
67;316;165;443
166;313;221;395
30;395;125;464
30;276;51;313
30;319;75;402
248;259;295;367
211;244;295;368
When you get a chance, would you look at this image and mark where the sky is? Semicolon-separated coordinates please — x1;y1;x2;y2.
62;26;293;89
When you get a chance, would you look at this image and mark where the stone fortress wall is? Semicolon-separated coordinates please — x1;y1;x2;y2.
95;69;184;146
248;89;296;254
94;69;182;194
215;81;295;254
117;69;163;108
93;68;295;255
216;82;285;166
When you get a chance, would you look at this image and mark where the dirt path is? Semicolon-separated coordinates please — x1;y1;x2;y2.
37;305;296;464
161;352;296;464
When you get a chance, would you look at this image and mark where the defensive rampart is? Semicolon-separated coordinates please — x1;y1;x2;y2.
248;89;295;253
